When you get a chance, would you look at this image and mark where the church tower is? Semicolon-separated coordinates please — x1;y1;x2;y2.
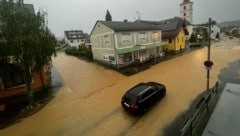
180;0;193;24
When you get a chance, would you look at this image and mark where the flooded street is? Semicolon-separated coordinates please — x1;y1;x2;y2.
0;38;240;136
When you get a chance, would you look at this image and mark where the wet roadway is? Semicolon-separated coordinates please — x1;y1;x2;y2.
0;37;239;136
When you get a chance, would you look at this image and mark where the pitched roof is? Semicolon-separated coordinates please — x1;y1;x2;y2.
99;20;161;31
139;17;189;38
64;30;85;40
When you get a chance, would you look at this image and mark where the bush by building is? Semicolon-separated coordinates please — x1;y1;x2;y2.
65;47;93;59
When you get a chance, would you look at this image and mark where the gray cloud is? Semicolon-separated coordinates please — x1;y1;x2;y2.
24;0;240;37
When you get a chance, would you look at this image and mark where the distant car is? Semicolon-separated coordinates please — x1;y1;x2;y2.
121;82;166;114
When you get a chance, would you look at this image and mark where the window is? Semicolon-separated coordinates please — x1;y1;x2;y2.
152;32;159;41
184;6;186;10
118;53;132;64
139;32;147;42
70;40;74;43
93;37;98;45
184;13;186;16
2;64;24;88
125;93;137;104
104;35;110;45
121;33;131;44
103;54;114;61
109;56;115;61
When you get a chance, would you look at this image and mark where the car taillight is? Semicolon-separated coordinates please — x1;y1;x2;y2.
130;105;138;109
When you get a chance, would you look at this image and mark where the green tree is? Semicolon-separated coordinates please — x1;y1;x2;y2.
105;9;112;21
189;33;197;43
215;32;220;39
0;1;57;106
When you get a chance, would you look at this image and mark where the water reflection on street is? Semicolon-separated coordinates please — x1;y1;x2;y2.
0;38;239;136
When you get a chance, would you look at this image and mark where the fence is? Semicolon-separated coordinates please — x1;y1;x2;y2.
180;81;219;136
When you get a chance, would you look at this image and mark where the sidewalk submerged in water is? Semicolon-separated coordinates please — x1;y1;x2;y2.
163;59;240;136
0;67;62;130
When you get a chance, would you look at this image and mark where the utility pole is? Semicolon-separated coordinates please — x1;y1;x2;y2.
204;18;214;93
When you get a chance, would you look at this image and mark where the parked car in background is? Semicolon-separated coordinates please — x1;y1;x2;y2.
121;82;166;114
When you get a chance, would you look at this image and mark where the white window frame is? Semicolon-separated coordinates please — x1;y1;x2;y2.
121;33;131;44
152;31;160;42
139;32;147;43
103;35;110;46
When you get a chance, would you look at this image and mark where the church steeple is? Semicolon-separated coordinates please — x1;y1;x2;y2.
180;0;193;24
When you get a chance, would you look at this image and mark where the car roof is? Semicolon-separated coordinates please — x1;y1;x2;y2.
127;83;152;96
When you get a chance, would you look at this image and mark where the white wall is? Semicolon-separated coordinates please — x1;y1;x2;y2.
211;25;221;39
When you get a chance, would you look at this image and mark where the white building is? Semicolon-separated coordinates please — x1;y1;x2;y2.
90;21;162;68
180;0;193;24
64;30;86;48
211;25;221;40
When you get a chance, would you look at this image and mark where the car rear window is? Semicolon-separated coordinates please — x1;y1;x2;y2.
125;93;138;104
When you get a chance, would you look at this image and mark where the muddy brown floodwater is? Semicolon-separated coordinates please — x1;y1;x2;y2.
0;37;240;136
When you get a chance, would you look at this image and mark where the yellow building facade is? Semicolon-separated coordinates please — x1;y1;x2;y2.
139;17;189;53
163;28;187;52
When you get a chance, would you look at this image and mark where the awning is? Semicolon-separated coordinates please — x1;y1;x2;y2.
117;43;164;54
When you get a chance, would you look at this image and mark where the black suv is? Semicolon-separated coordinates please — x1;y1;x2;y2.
121;82;166;113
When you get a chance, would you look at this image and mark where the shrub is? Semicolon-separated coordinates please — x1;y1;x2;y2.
65;47;78;56
65;46;93;59
189;33;197;43
216;32;220;39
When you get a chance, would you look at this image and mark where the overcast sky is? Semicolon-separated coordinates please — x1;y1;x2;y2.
24;0;240;38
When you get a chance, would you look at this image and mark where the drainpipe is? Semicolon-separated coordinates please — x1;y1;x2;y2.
113;33;118;68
